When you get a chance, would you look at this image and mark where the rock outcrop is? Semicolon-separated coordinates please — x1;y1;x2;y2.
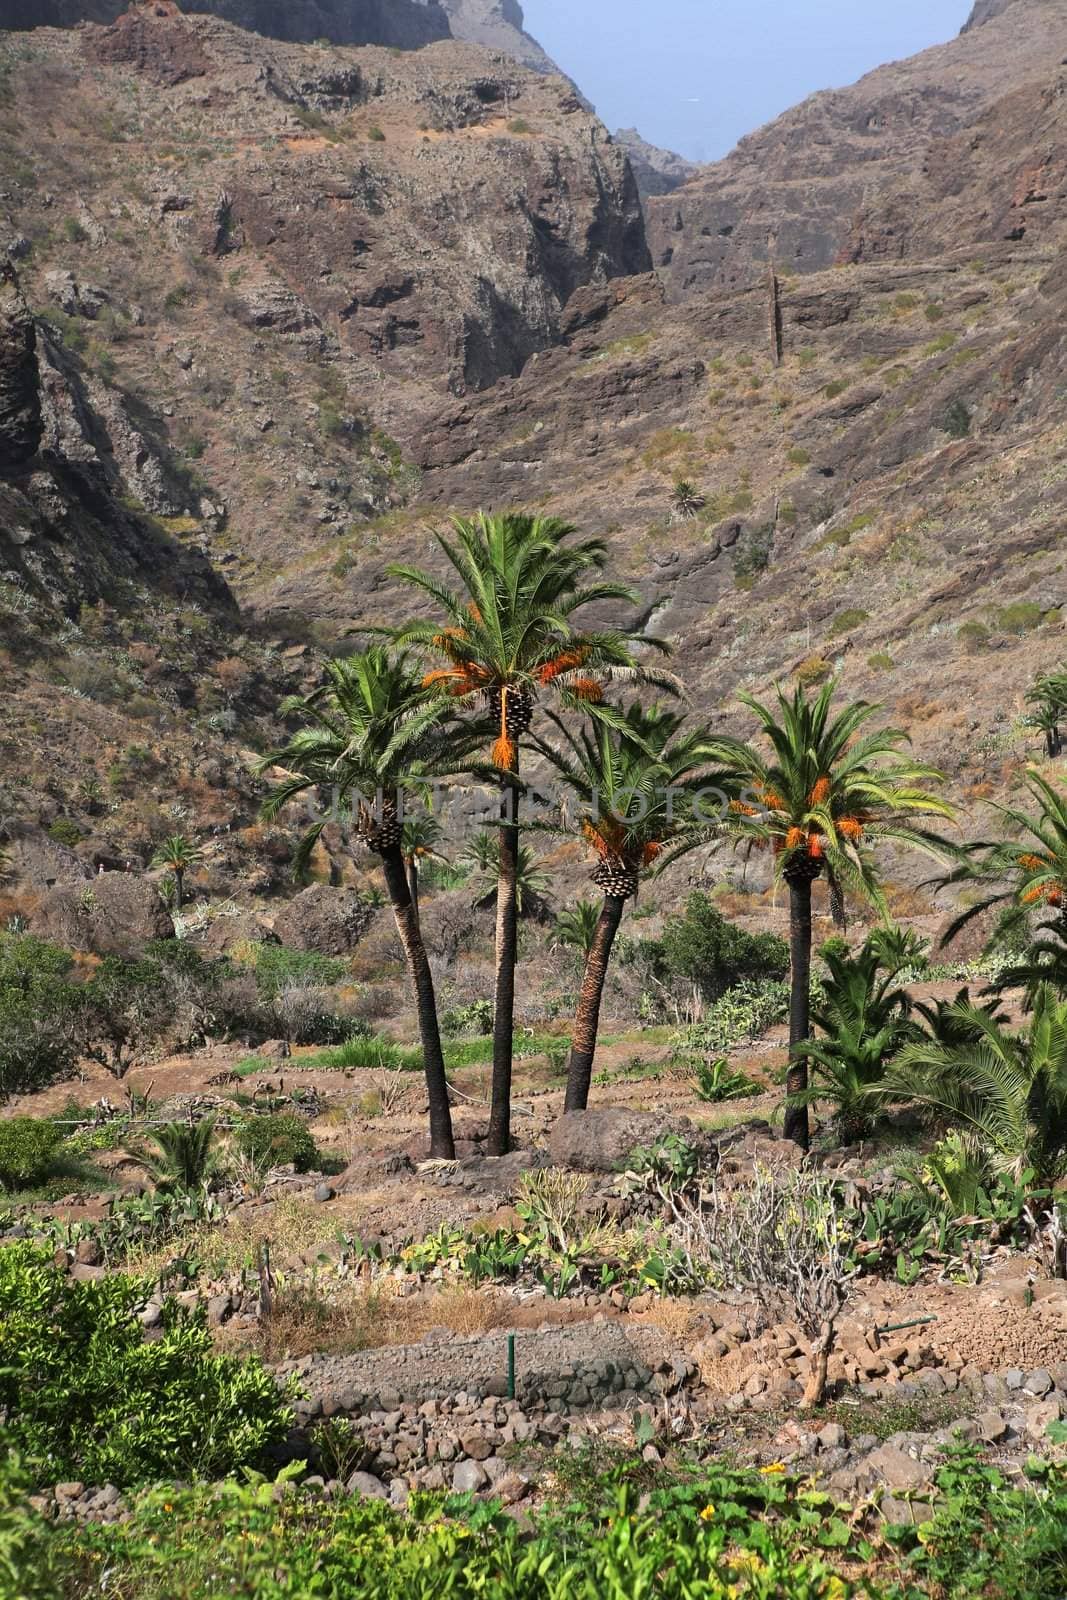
615;128;700;199
271;885;377;955
646;0;1067;298
0;262;42;473
30;873;175;958
0;0;454;48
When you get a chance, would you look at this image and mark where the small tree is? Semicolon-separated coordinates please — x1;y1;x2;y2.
0;934;83;1099
80;956;172;1079
140;1118;218;1192
554;899;602;961
671;479;704;519
670;1165;853;1407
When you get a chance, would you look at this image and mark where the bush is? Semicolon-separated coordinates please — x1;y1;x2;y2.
654;894;788;1002
0;935;83;1098
958;620;990;654
236;1113;320;1174
795;653;834;687
244;943;348;997
441;999;494;1036
0;1243;289;1486
0;1118;63;1191
828;607;869;637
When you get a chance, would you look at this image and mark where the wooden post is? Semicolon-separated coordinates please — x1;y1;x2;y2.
767;263;782;368
257;1238;274;1323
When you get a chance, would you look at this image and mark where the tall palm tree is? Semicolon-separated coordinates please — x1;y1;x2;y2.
935;769;1067;996
259;648;485;1160
150;834;204;910
400;811;445;923
534;703;727;1112
876;985;1067;1189
388;511;676;1155
709;681;954;1149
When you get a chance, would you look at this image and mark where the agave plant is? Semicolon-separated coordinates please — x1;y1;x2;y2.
875;984;1067;1190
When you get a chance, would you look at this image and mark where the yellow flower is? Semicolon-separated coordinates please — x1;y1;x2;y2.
759;1461;786;1475
823;1580;848;1600
699;1503;716;1520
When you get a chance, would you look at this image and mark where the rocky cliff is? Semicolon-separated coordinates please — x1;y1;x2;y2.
647;0;1067;298
0;0;453;47
615;128;700;199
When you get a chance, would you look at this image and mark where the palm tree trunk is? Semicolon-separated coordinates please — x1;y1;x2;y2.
174;867;184;910
406;859;420;923
785;870;814;1151
380;847;455;1160
565;895;626;1113
488;772;519;1157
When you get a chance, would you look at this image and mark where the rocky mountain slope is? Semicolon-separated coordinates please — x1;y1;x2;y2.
615;127;699;199
647;0;1067;297
2;0;1067;919
0;0;453;47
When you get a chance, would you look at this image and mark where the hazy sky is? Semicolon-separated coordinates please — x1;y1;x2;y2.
520;0;975;162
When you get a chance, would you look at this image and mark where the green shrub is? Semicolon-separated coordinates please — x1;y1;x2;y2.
943;398;971;438
0;1118;63;1190
654;894;788;1002
786;446;810;466
692;1056;759;1103
674;979;791;1055
994;602;1044;635
507;118;531;134
0;935;83;1098
367;125;386;141
828;607;870;637
958;620;991;653
0;1454;64;1600
823;379;848;399
441;999;494;1036
244;943;348;996
46;818;81;847
795;653;833;687
236;1113;320;1174
0;1243;289;1486
868;652;894;672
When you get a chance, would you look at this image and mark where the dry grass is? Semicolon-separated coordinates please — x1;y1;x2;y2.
230;1281;513;1360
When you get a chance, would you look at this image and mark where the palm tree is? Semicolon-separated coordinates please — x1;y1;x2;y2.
1026;668;1067;759
876;985;1067;1189
401;811;445;923
534;703;727;1112
140;1117;217;1192
464;832;553;919
793;940;915;1143
150;834;204;910
259;648;485;1160
0;846;10;884
709;681;954;1149
935;769;1067;995
388;510;676;1155
671;479;704;520
555;899;602;961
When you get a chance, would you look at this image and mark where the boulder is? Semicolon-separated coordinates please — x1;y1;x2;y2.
271;885;376;955
29;872;173;957
548;1108;700;1173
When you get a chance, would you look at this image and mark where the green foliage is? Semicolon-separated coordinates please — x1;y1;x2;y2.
994;602;1045;635
367;125;386;141
942;398;972;438
674;978;791;1055
867;652;894;672
827;607;870;637
732;524;774;588
787;445;811;465
235;1113;321;1175
46;817;81;846
794;653;834;687
139;1119;218;1193
795;937;916;1141
0;934;82;1098
440;999;493;1037
0;1454;64;1600
0;1244;289;1486
957;620;990;653
654;893;789;1002
0;1117;63;1191
243;942;348;996
692;1056;759;1103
